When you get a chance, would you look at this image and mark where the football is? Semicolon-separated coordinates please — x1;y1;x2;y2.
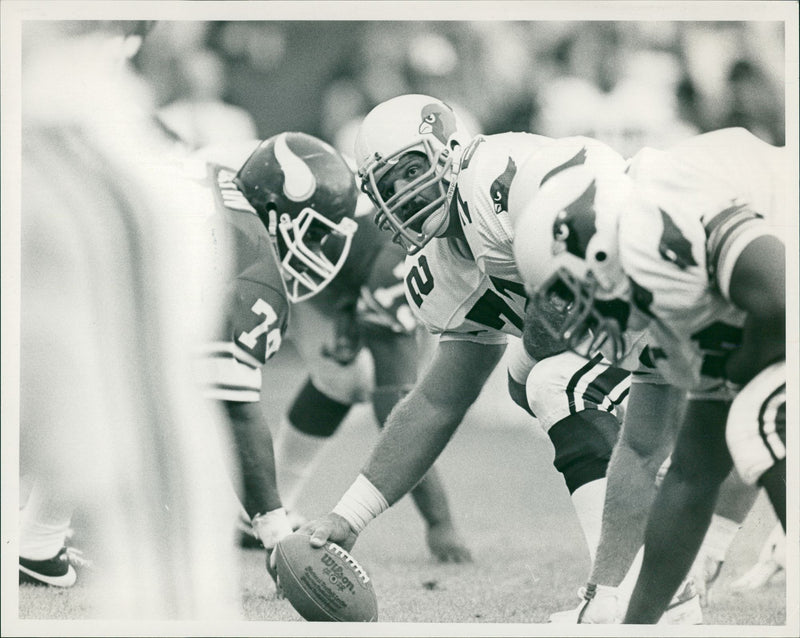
274;532;378;622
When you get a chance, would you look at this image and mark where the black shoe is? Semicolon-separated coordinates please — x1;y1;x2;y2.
19;547;78;587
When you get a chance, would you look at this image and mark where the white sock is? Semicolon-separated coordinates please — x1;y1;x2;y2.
700;514;741;562
274;419;328;511
570;478;607;564
19;482;73;560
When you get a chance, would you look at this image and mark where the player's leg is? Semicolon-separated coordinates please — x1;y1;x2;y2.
725;361;786;530
524;351;629;566
274;303;364;514
624;397;733;623
689;470;760;605
560;377;684;622
18;476;79;587
275;376;353;513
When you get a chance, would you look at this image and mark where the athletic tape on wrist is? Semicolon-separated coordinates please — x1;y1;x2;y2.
252;507;292;549
332;474;389;534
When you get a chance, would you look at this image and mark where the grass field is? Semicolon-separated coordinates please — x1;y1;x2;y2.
16;343;789;632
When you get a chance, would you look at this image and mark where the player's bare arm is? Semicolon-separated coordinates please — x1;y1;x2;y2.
364;329;472;562
223;400;283;519
724;235;785;385
301;340;505;549
364;340;505;503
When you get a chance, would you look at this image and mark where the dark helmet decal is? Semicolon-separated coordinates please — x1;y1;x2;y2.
489;157;517;215
658;208;697;270
552;179;597;259
419;103;457;145
539;147;588;187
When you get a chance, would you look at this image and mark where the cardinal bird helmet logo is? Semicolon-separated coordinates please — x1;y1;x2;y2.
419;103;458;145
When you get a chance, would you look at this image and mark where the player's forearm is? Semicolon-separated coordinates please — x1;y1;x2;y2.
223;399;283;517
363;388;466;505
725;235;785;385
725;314;784;386
333;340;503;532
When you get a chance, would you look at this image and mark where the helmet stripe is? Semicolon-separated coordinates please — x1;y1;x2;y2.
274;133;316;202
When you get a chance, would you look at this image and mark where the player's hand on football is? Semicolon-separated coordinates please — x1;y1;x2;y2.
299;513;359;552
426;522;472;563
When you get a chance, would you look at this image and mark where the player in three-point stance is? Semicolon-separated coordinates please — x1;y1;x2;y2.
512;126;787;623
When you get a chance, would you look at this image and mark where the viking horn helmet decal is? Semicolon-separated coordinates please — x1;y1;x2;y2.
275;132;317;201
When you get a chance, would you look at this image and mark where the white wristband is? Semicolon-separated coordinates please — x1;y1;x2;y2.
251;507;292;550
332;474;389;534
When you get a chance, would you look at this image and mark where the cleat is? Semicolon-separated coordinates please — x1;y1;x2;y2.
730;523;785;591
549;584;619;623
730;559;783;590
691;554;724;606
662;578;703;624
19;547;78;588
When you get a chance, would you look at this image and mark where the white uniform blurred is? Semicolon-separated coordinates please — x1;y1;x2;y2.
20;21;239;619
623;128;788;481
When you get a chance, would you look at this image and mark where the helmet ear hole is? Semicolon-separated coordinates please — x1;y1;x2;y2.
595;250;607;262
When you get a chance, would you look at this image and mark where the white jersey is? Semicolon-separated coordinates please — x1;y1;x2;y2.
621;128;788;391
406;132;626;344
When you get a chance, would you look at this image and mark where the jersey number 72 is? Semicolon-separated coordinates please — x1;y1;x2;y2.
406;255;525;334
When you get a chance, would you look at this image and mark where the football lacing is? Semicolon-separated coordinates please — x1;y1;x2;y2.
327;543;370;584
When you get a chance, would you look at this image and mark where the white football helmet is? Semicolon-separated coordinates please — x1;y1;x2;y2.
354;94;474;254
512;164;636;364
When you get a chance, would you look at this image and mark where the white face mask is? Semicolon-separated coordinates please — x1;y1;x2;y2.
273;208;358;303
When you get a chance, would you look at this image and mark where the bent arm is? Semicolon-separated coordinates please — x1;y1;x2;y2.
725;235;785;385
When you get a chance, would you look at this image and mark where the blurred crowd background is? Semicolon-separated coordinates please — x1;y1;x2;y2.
136;20;786;160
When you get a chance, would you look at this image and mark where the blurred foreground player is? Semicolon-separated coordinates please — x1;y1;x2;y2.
20;20;240;618
273;206;471;562
512;127;787;623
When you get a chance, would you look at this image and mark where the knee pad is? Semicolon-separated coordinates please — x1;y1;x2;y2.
309;347;375;405
548;410;620;493
526;351;630;432
726;361;786;485
287;378;351;437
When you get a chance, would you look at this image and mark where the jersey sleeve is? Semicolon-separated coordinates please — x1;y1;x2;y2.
200;275;289;402
704;204;777;302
